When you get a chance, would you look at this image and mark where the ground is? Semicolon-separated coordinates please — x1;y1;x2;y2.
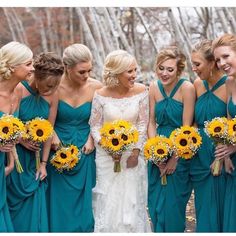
185;191;196;232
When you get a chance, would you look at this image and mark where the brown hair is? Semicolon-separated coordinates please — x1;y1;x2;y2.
34;52;64;80
155;46;186;76
212;33;236;53
192;39;215;62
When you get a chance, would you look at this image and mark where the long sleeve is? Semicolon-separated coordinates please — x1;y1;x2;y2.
89;93;104;145
134;91;149;150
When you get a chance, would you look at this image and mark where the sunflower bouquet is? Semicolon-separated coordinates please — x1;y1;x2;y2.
100;120;139;172
170;125;202;160
50;144;80;172
227;117;236;145
144;135;173;185
0;114;25;173
204;117;228;176
24;117;53;170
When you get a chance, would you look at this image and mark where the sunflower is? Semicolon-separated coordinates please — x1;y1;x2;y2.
179;149;194;159
189;131;202;149
180;125;195;135
26;118;53;142
153;143;168;159
50;156;65;170
68;156;79;169
100;122;116;137
175;133;190;150
204;117;227;138
10;117;25;134
144;137;157;159
106;134;124;152
68;144;79;156
113;120;132;130
0;120;14;140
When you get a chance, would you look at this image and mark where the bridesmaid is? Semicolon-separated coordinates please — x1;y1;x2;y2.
213;34;236;232
190;39;227;232
0;41;34;232
47;44;102;232
6;52;64;232
148;46;195;232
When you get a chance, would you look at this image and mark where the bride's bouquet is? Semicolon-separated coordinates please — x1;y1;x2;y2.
23;117;53;170
0;114;25;173
50;144;80;172
144;135;173;185
100;120;139;172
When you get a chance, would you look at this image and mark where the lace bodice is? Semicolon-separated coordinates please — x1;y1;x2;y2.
89;90;149;150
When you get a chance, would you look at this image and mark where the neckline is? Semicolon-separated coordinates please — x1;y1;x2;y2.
95;89;147;100
60;100;91;109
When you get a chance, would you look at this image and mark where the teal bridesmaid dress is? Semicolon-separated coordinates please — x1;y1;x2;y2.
0;111;14;232
6;81;49;232
190;76;227;232
223;96;236;232
148;78;192;232
47;100;96;232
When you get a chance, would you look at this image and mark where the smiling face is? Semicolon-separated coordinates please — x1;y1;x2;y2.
214;46;236;77
156;58;178;86
191;51;214;80
13;59;34;81
67;61;92;85
117;61;137;89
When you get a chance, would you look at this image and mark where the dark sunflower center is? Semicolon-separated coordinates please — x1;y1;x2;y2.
183;130;191;134
112;138;119;146
119;125;125;128
121;134;128;141
36;129;44;137
71;148;74;154
157;149;164;155
109;129;115;135
2;126;9;134
180;139;187;146
60;153;67;159
192;137;197;144
214;127;222;133
233;124;236;131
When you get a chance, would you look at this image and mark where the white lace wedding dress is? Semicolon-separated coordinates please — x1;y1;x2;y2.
89;90;152;232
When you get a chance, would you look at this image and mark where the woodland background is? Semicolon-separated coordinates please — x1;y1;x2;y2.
0;7;234;82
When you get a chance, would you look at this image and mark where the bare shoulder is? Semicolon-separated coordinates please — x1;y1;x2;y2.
133;82;147;95
95;86;109;96
88;78;103;90
182;79;195;91
225;76;233;87
193;77;202;88
14;82;24;97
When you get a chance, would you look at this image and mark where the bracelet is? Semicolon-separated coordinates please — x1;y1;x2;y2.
41;161;47;164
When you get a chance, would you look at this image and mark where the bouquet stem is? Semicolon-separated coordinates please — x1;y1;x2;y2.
12;146;24;173
213;159;220;176
114;161;121;172
161;174;167;185
35;150;41;170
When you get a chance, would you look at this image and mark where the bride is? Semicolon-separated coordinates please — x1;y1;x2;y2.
89;50;152;232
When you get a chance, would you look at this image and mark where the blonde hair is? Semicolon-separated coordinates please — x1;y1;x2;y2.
0;41;33;80
192;39;215;62
103;50;136;87
63;44;92;68
212;33;236;53
155;46;186;77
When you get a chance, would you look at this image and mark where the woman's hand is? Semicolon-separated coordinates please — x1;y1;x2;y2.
19;139;40;152
35;162;47;181
214;143;236;159
162;155;178;176
0;143;14;152
51;132;61;151
127;149;139;168
224;157;235;174
82;135;95;154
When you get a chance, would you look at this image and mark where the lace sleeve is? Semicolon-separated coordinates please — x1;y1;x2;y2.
89;93;104;145
134;91;149;150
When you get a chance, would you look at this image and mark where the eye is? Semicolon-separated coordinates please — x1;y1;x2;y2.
158;66;164;70
167;68;174;72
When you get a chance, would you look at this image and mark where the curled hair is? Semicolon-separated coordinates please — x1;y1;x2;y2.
103;50;136;87
212;33;236;53
192;39;215;62
63;44;92;68
0;41;33;80
34;52;64;80
155;46;186;77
